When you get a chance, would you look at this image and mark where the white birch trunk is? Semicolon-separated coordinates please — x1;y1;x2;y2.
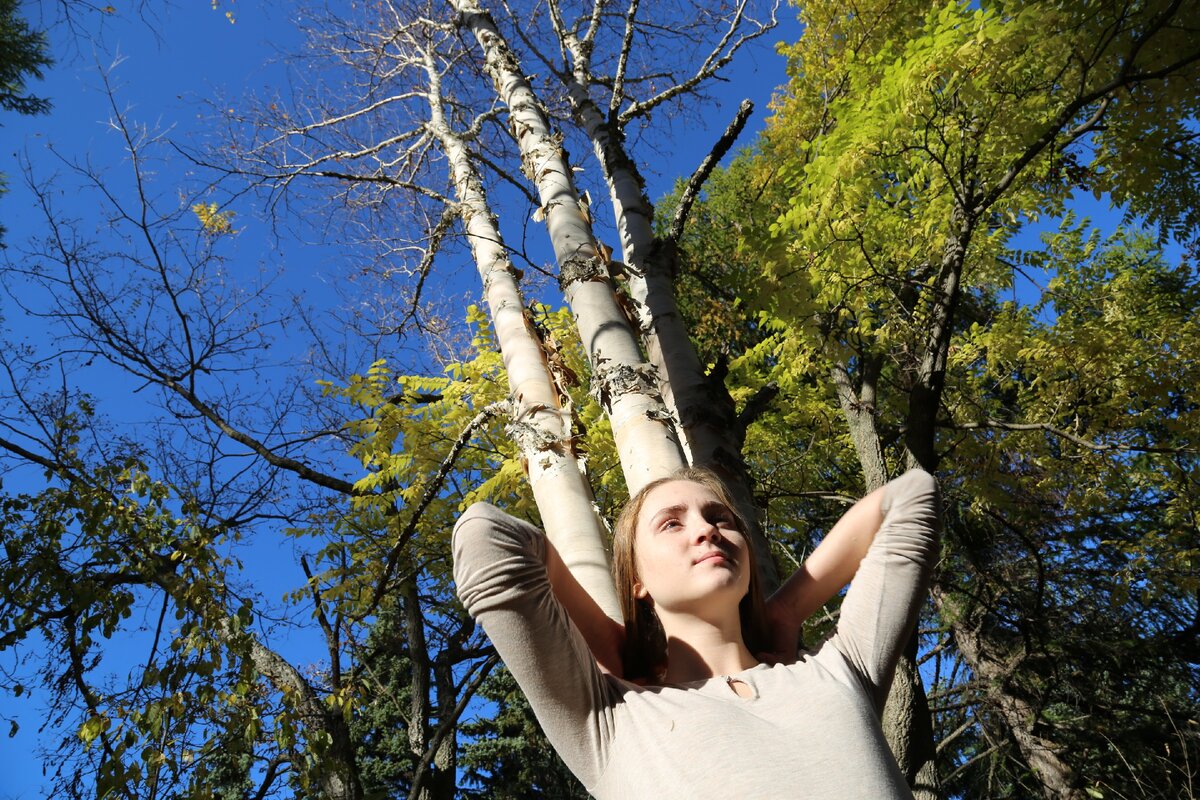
451;0;687;495
425;56;620;616
535;20;781;585
563;84;719;465
546;3;772;477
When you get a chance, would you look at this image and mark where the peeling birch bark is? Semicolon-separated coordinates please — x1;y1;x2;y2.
535;20;780;583
451;0;687;494
554;32;747;477
425;53;620;616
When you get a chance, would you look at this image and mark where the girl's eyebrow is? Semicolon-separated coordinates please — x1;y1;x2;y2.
649;500;731;526
648;503;688;526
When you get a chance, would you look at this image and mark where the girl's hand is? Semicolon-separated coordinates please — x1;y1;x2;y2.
758;594;802;665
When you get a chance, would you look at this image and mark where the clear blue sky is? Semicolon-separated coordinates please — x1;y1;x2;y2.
0;4;802;796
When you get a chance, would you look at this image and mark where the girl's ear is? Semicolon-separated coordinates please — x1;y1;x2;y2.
633;581;649;600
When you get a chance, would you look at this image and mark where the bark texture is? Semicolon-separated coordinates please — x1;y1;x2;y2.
453;0;687;495
426;48;619;614
949;609;1085;800
242;630;362;800
553;23;777;585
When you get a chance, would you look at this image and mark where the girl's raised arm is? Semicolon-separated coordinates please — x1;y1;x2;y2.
763;484;888;660
764;469;940;691
453;503;616;787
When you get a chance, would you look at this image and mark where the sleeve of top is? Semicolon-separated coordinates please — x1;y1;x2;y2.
452;501;613;788
829;468;941;713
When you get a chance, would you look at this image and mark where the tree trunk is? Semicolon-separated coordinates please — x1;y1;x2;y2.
559;80;716;461
948;608;1085;800
830;357;889;491
905;210;974;473
831;336;940;796
430;660;459;800
402;574;436;800
425;51;619;615
528;26;775;585
906;193;1088;800
453;0;687;495
883;635;941;800
243;632;362;800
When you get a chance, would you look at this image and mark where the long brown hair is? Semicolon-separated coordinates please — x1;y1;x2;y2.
611;467;769;682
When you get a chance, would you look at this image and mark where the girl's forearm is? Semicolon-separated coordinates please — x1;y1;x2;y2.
768;485;887;630
544;538;626;676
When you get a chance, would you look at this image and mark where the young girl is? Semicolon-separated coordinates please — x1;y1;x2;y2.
453;467;939;798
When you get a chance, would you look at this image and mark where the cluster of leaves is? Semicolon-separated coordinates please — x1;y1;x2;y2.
0;422;270;798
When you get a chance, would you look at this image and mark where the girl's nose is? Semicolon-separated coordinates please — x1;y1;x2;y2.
694;518;722;544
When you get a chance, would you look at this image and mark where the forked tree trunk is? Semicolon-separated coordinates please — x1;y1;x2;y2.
453;0;688;498
237;627;362;800
557;60;777;585
424;53;620;616
560;77;718;467
528;7;777;587
454;4;944;797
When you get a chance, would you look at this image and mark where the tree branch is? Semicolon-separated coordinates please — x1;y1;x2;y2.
361;400;509;620
668;99;753;243
941;419;1197;455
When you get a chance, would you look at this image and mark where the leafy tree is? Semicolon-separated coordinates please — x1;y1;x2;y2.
0;2;780;797
6;1;1195;798
662;0;1200;797
0;0;49;116
460;667;588;799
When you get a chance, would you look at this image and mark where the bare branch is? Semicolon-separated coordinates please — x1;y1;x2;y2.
668;98;753;243
609;0;641;117
618;0;778;124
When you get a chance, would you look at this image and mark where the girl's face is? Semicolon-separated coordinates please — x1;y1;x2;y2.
632;480;751;615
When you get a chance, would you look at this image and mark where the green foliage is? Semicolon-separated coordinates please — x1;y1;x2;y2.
7;1;1196;797
661;1;1200;795
0;0;50;244
460;667;588;799
0;0;50;117
0;416;270;798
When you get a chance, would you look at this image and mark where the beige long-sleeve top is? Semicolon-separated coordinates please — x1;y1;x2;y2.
453;469;940;799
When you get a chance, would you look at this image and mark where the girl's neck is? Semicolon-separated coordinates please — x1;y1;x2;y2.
658;611;759;683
